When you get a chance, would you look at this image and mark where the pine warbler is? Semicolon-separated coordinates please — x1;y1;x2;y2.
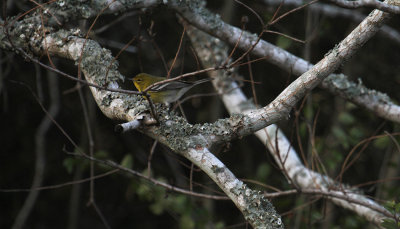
132;73;212;104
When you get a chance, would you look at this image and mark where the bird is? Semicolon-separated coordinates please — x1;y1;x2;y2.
132;73;212;104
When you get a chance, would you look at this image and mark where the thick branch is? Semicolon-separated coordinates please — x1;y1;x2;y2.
328;0;400;14
262;0;400;46
0;0;396;226
168;0;400;124
23;0;400;123
0;0;394;147
182;147;283;228
186;22;391;226
0;17;283;229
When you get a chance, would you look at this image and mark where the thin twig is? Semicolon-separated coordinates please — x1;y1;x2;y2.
105;35;137;82
167;27;186;78
0;170;119;192
18;48;141;95
268;0;319;26
147;140;158;177
264;30;305;43
190;163;194;192
74;154;230;200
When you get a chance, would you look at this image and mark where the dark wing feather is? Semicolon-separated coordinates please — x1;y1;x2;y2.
151;81;192;92
149;78;212;92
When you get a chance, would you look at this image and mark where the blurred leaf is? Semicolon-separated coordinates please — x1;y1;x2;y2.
63;158;75;174
303;104;314;120
215;221;225;229
349;127;364;140
94;150;109;158
395;202;400;213
149;200;165;215
179;214;195;229
345;102;357;110
374;136;390;149
171;195;188;213
276;36;292;50
381;219;398;229
120;154;133;169
384;200;396;210
137;183;153;201
332;126;346;140
332;126;349;148
338;112;355;125
299;122;307;138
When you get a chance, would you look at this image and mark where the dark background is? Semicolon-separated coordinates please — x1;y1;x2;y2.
1;0;400;228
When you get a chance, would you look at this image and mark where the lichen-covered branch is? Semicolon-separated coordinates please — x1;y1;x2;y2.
0;16;284;229
167;0;400;124
1;0;397;227
328;0;400;14
25;0;400;123
185;21;391;226
1;0;393;146
183;147;283;228
40;33;283;229
322;74;400;122
261;0;400;46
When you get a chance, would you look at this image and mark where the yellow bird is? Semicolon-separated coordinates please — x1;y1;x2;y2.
132;73;212;104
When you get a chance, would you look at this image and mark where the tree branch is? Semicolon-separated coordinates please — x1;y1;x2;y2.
0;1;397;226
261;0;400;46
21;0;400;123
168;0;400;124
185;21;392;225
0;14;284;229
328;0;400;14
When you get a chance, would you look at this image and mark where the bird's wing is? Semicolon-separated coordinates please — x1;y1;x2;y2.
150;81;192;92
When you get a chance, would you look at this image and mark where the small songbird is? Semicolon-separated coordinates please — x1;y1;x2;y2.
132;73;212;104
